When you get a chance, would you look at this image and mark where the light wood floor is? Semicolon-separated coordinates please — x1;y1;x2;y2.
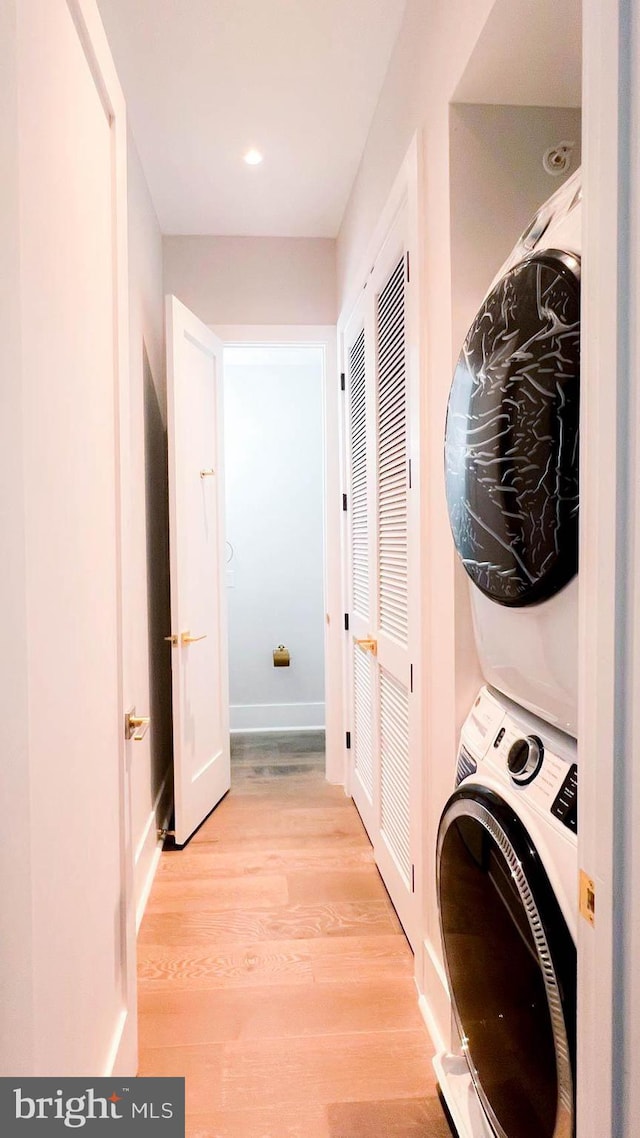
137;733;452;1138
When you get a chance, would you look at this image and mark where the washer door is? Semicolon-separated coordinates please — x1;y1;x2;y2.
437;787;576;1138
445;250;580;607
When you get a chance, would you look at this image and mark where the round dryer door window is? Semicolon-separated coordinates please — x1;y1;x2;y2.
445;250;580;607
437;787;576;1138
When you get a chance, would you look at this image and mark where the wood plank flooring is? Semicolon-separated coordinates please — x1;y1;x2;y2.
137;732;452;1138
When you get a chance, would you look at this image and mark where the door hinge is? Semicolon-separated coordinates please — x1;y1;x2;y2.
340;372;346;391
342;492;348;512
346;731;352;750
411;864;415;893
410;663;414;694
408;458;412;489
344;613;350;631
406;250;410;283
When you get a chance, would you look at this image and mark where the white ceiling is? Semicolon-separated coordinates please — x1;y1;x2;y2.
97;0;407;237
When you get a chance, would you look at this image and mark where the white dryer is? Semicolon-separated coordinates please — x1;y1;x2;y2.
445;170;582;736
434;687;578;1138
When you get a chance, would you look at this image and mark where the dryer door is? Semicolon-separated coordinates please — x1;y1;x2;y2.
445;250;580;607
436;787;576;1138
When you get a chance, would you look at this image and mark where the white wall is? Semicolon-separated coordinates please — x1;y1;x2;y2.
0;0;35;1075
336;0;582;1045
127;133;173;918
449;103;582;352
224;346;325;731
164;235;336;326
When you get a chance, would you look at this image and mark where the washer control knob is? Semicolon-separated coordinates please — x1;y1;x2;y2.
507;735;544;783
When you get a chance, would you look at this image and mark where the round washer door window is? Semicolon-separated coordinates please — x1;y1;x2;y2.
445;250;580;607
437;788;576;1138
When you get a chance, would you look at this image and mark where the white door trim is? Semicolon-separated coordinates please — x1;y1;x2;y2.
211;324;342;785
579;2;640;1134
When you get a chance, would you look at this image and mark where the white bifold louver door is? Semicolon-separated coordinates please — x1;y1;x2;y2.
344;206;418;949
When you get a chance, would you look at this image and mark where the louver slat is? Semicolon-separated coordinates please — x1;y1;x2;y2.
377;257;408;644
349;327;369;620
353;643;374;801
380;669;411;885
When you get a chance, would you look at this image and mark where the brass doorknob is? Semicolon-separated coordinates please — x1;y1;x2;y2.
125;709;151;742
181;630;208;645
355;637;378;656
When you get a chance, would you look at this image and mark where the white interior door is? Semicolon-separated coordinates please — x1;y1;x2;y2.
7;0;136;1076
166;296;230;846
344;205;418;949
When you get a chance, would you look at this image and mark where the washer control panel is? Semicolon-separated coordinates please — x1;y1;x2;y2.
460;688;578;836
507;735;544;784
550;763;578;833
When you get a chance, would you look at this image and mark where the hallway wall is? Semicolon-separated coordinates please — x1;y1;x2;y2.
127;134;173;916
0;0;35;1075
163;235;337;326
224;346;325;731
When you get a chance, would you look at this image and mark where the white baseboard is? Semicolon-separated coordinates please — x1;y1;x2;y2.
104;1009;130;1077
134;770;172;932
421;935;454;1053
419;993;446;1056
230;701;325;731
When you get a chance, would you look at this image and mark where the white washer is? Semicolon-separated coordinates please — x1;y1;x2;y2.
445;171;582;737
434;686;578;1138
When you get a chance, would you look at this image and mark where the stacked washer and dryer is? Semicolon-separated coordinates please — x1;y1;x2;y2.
435;169;582;1138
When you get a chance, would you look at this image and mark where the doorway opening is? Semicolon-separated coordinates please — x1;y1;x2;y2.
220;337;335;793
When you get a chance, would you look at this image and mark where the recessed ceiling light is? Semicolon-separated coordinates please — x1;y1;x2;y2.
243;148;263;166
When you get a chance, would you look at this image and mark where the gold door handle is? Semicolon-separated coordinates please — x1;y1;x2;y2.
125;709;151;742
355;637;377;656
181;630;208;645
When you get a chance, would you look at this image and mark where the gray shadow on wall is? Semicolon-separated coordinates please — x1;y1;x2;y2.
143;343;174;808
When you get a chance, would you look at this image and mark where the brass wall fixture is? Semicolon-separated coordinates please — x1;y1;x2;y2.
273;645;291;667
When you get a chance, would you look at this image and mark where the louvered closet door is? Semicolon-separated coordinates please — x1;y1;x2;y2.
343;204;417;950
345;292;378;840
372;236;415;947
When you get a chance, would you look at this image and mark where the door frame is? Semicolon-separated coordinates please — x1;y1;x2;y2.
36;0;136;1076
336;134;424;940
72;0;136;1076
211;324;342;784
579;2;640;1134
